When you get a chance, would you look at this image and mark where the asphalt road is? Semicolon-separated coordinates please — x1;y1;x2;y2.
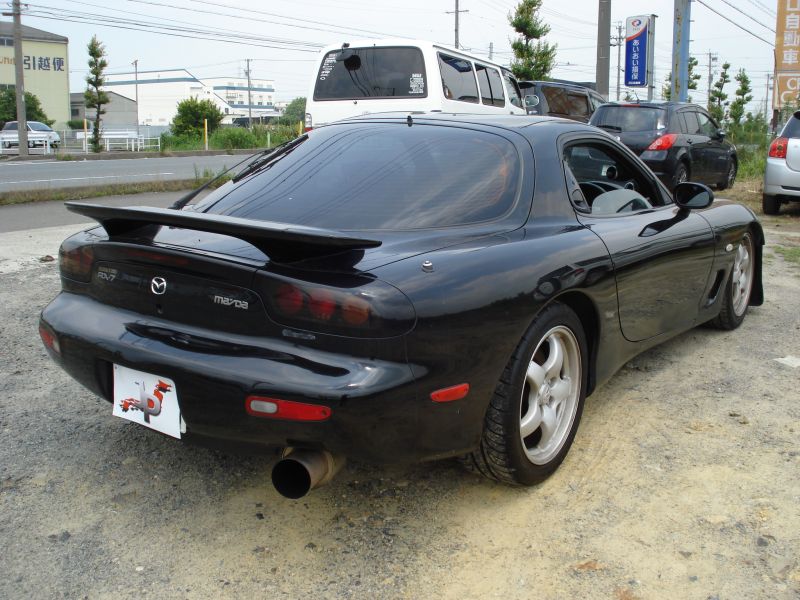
0;154;251;192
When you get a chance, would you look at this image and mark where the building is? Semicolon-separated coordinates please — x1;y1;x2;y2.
103;68;276;127
0;23;70;126
70;91;138;129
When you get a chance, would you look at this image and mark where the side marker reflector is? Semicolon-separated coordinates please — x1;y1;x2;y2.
245;396;332;421
430;383;470;403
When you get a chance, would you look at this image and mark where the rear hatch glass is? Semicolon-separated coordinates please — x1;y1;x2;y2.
196;124;522;231
314;47;427;100
781;114;800;138
591;105;667;153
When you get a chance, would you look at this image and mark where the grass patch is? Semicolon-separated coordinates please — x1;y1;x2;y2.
774;245;800;265
0;179;200;206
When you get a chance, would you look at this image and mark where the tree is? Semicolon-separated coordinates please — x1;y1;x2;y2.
728;68;753;127
508;0;557;81
708;61;731;124
277;97;306;125
661;56;701;101
0;89;53;128
171;97;224;137
84;36;109;153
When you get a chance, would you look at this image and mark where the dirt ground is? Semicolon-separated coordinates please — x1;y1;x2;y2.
1;183;799;599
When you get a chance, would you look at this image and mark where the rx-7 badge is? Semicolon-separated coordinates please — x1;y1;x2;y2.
120;380;172;423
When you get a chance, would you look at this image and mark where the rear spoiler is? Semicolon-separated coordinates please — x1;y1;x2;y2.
65;202;382;262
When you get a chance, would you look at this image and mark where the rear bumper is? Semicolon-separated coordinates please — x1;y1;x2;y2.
41;291;476;464
640;151;678;187
764;157;800;198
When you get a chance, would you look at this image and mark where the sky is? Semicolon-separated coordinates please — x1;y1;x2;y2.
9;0;778;113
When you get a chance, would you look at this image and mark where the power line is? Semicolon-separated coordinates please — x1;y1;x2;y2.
712;0;775;33
694;0;775;47
742;0;777;18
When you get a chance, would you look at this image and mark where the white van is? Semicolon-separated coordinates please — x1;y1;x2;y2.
304;39;527;129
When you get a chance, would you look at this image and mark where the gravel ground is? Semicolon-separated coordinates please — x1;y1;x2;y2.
0;219;798;600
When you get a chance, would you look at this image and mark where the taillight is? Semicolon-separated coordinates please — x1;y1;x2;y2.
646;133;678;151
39;321;60;354
58;238;94;282
261;275;415;338
304;113;312;132
769;137;788;159
245;396;331;421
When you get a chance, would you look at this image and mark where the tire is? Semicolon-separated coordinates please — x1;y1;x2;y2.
671;162;689;190
762;194;780;215
717;160;736;191
462;303;588;485
709;231;755;330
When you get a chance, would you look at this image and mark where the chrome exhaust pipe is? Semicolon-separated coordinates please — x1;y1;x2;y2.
271;449;344;499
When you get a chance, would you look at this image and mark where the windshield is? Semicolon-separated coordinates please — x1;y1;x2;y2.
3;122;17;131
591;106;667;132
29;122;52;131
196;124;522;230
314;47;427;100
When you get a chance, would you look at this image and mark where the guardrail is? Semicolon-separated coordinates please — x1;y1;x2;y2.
0;129;162;156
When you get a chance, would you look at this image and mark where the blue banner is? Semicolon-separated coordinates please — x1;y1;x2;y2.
625;16;649;88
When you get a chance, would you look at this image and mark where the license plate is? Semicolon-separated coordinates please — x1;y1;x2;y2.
113;365;182;439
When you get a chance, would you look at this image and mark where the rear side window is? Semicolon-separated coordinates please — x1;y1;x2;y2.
476;64;505;107
314;47;427;100
202;125;521;230
566;93;591;118
591;106;667;131
439;53;479;104
502;71;523;108
541;86;570;114
682;111;701;134
781;114;800;137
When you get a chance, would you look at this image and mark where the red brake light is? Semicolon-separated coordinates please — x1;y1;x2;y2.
39;322;60;354
769;137;788;159
647;134;678;151
58;242;94;282
276;284;304;315
308;289;336;321
341;296;370;326
245;396;332;421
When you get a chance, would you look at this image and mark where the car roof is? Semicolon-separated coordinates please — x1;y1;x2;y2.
331;111;592;130
597;101;706;110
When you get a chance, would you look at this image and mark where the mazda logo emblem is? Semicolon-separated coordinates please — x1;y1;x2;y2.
150;277;167;295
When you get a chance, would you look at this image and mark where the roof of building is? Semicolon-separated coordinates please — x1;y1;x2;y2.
0;22;68;43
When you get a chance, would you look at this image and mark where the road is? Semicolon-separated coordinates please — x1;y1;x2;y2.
0;190;798;599
0;154;251;192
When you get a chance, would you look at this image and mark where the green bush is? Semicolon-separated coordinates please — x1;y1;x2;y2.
160;132;204;151
209;127;257;150
171;97;224;137
66;119;86;130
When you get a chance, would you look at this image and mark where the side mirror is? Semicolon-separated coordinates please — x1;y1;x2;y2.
524;94;540;108
714;129;726;140
674;182;714;210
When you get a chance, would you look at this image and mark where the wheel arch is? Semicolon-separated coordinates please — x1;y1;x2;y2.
549;291;600;396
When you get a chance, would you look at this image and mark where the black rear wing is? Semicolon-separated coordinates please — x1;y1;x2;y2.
65;202;381;262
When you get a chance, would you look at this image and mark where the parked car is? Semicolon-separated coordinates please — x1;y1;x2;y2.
304;39;526;129
39;114;763;499
763;110;800;215
589;102;737;191
0;120;61;149
519;80;606;122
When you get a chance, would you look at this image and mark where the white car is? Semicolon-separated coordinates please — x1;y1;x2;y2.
0;120;61;149
763;110;800;214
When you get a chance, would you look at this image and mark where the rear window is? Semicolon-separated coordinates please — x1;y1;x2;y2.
314;47;427;100
199;125;521;230
476;64;505;107
781;114;800;138
591;106;667;132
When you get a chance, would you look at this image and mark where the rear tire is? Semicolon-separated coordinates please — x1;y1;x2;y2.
462;303;588;486
762;194;780;215
710;232;755;330
671;162;689;191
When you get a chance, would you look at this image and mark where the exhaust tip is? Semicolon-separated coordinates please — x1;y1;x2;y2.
271;458;313;499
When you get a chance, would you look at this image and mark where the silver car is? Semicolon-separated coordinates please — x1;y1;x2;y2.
764;110;800;214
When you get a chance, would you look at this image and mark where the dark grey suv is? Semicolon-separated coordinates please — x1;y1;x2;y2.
519;81;605;123
589;102;737;191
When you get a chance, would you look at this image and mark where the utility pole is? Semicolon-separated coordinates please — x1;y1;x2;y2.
765;73;772;118
671;0;691;102
707;50;718;108
610;22;624;101
11;0;28;157
245;58;253;129
489;42;493;61
132;59;140;142
446;0;468;49
596;0;611;98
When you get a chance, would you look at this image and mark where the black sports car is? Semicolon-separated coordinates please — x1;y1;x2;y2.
39;114;763;499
